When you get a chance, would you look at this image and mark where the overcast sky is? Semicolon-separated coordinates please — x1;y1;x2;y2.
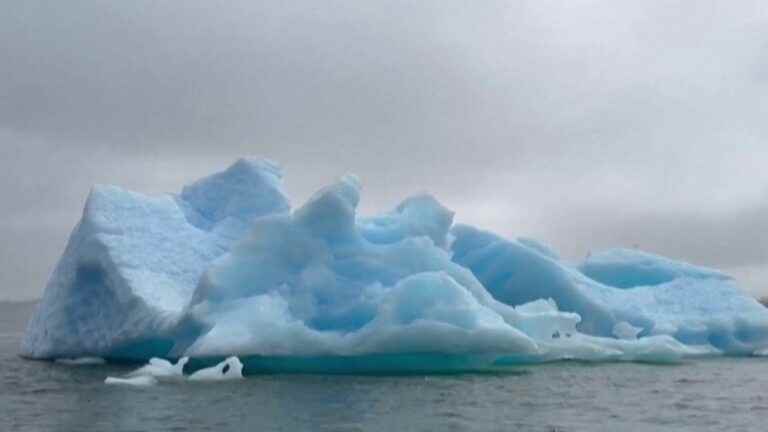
2;0;768;301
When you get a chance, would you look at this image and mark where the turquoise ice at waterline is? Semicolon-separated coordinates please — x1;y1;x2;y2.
21;158;768;373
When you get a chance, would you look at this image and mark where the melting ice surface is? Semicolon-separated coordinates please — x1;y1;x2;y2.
21;158;768;373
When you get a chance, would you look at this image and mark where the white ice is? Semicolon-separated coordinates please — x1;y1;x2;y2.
104;375;158;387
188;357;244;381
126;357;189;379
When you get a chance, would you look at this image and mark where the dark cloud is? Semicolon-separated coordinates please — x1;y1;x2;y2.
2;0;768;299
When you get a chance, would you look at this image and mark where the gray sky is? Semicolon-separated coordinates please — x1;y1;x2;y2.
2;0;768;301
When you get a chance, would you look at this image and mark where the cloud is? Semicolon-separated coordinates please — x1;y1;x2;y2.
1;0;768;299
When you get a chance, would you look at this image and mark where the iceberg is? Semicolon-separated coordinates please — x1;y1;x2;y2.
22;158;768;373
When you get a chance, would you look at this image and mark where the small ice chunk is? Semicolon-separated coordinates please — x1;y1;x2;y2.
127;357;189;379
104;375;158;386
612;321;643;340
188;356;243;381
55;357;106;366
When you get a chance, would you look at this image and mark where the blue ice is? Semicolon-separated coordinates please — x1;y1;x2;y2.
21;158;768;373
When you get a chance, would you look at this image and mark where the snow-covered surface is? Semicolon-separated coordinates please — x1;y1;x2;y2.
21;158;768;373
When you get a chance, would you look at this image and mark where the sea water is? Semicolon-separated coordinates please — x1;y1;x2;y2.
2;302;767;432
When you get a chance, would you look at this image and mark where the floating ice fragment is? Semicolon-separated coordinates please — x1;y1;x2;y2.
127;357;189;379
188;357;244;381
105;356;240;385
104;375;158;386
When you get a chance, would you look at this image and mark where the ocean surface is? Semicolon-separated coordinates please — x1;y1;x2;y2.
2;301;768;432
